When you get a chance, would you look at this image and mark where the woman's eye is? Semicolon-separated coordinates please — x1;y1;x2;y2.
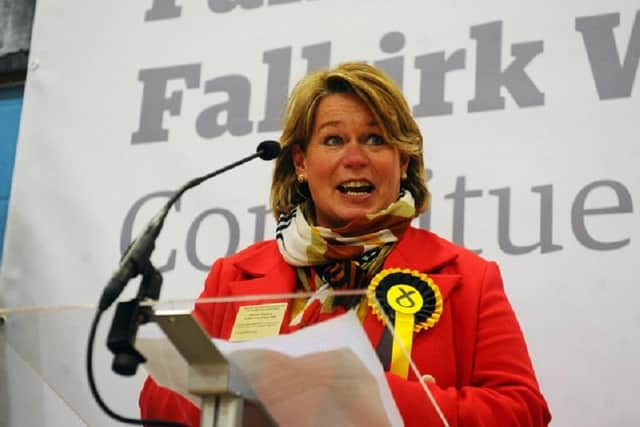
366;134;385;145
324;136;342;146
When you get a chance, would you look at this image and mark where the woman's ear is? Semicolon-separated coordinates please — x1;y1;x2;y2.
292;144;306;176
400;154;410;177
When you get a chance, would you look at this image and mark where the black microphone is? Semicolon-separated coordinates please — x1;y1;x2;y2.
257;140;281;160
98;140;281;311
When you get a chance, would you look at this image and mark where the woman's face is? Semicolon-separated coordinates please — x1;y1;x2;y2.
293;93;408;229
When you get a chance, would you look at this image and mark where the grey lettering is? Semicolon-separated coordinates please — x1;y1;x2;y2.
576;11;640;99
258;47;291;133
444;176;483;252
413;49;466;117
374;31;406;88
259;42;331;133
186;208;240;271
131;64;201;144
195;75;253;139
208;0;263;13
531;185;563;253
121;191;178;273
468;21;544;112
301;41;331;72
489;185;562;255
145;0;181;21
248;204;271;242
571;180;632;250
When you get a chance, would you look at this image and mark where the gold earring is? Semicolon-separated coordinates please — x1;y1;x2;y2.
297;174;306;183
401;171;408;180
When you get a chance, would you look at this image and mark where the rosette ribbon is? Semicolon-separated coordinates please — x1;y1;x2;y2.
368;268;443;378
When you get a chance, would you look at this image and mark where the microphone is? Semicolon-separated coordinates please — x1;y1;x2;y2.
98;140;281;311
257;140;281;160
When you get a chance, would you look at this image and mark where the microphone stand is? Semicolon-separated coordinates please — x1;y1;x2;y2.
87;141;280;426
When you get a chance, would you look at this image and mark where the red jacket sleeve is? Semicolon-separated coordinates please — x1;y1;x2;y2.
385;262;551;426
139;376;200;427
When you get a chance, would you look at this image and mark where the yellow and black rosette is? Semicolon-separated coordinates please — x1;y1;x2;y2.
367;268;443;378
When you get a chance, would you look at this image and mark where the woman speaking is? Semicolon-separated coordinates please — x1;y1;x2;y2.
139;62;551;426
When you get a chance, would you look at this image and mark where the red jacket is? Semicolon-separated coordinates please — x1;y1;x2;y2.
139;227;551;426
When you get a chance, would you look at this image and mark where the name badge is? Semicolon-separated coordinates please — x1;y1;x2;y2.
229;303;287;342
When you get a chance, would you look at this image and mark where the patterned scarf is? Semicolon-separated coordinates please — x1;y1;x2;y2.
276;190;416;329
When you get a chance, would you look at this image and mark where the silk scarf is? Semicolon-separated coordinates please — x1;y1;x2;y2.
276;190;416;328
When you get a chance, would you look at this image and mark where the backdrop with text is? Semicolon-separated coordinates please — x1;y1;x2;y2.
1;1;639;426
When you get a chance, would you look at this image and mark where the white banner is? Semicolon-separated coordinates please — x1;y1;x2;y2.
1;0;639;425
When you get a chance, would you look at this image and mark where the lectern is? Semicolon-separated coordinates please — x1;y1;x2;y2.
151;309;277;427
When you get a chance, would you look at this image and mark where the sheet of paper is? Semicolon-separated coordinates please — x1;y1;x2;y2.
139;310;403;426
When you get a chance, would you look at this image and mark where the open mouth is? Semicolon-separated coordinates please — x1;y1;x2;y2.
337;181;375;195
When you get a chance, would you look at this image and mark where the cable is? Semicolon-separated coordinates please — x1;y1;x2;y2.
369;294;451;427
86;308;188;427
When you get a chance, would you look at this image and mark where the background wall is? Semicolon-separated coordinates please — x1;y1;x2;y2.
1;1;639;426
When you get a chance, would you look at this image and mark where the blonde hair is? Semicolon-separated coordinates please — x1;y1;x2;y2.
270;62;430;218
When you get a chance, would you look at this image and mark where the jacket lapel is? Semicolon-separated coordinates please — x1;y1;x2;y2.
220;242;297;338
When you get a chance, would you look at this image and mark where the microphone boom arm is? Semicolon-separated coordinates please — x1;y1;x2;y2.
98;140;281;311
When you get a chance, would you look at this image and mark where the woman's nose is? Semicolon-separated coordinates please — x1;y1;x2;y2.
342;141;368;167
